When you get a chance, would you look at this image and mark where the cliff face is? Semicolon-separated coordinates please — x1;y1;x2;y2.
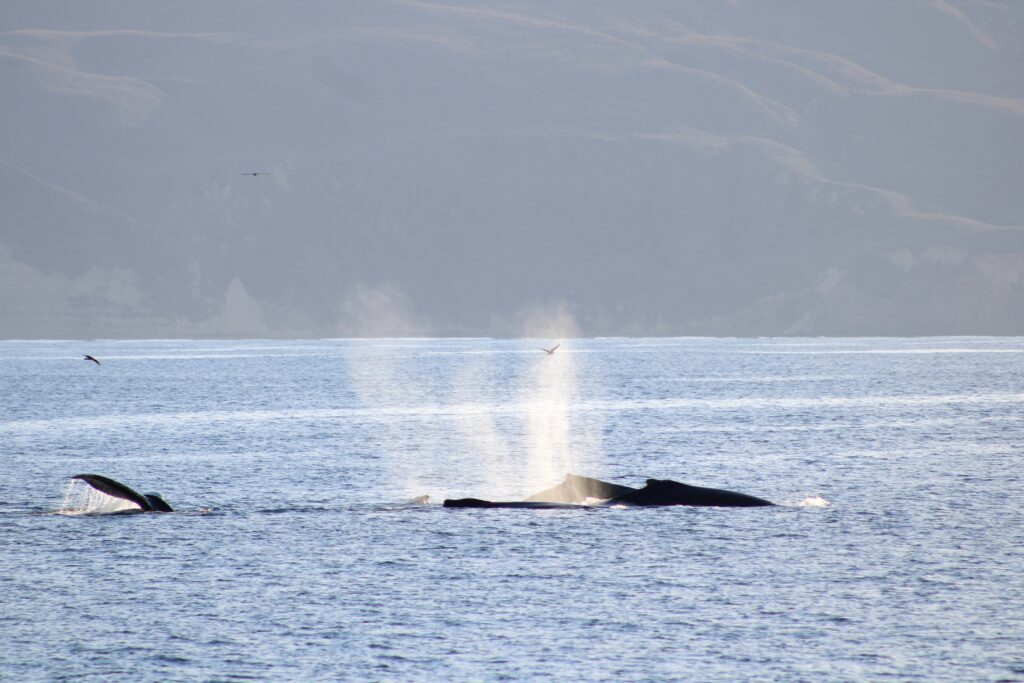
2;1;1023;337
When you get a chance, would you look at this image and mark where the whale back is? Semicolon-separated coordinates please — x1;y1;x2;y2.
610;479;774;507
443;498;586;509
524;474;636;503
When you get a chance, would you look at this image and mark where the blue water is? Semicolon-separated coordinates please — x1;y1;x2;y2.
1;337;1022;681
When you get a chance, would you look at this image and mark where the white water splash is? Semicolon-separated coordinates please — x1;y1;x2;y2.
57;479;141;515
797;495;831;508
515;305;603;496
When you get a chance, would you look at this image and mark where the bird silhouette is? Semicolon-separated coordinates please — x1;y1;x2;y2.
83;355;100;365
241;172;270;176
541;343;560;355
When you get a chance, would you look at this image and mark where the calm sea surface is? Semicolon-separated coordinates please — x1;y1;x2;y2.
1;337;1022;682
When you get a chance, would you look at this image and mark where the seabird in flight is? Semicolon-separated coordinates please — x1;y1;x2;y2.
241;172;270;176
83;355;101;365
541;343;560;355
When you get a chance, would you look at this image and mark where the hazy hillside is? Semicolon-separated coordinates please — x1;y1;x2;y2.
2;0;1023;337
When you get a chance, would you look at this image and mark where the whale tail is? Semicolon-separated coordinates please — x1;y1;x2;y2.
142;493;174;512
71;474;173;512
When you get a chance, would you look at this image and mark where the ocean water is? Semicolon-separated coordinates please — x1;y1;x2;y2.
1;337;1022;682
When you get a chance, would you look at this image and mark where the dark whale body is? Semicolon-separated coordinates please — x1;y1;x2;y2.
72;474;173;512
443;473;773;509
612;478;774;507
442;498;588;510
523;473;635;503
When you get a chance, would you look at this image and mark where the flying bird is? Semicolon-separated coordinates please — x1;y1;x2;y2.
83;355;100;365
241;172;270;176
542;343;560;355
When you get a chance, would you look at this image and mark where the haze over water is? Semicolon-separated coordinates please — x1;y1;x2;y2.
1;337;1022;681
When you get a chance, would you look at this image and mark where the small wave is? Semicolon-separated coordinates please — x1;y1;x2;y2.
796;495;831;508
253;505;340;515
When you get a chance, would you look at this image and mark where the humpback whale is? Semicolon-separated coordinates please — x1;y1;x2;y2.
442;498;587;509
524;473;635;503
444;473;774;508
72;474;173;512
611;479;774;507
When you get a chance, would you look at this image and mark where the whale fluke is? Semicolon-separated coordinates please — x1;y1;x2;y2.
140;492;173;512
524;473;635;503
72;474;173;512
